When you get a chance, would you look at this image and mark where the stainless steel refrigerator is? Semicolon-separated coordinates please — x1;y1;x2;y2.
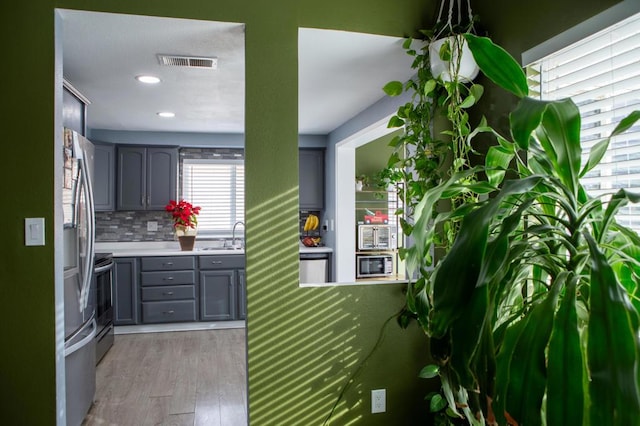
63;128;97;426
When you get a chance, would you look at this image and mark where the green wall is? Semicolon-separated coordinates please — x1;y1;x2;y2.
0;0;624;424
356;129;403;181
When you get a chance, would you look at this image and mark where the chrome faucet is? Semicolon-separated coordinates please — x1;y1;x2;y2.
232;221;245;248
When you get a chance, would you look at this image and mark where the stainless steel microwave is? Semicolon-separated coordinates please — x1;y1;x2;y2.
356;254;394;278
358;225;394;250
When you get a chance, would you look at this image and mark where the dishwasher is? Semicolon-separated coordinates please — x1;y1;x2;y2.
300;252;330;283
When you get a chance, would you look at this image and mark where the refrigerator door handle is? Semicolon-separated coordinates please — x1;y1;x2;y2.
77;150;96;312
65;317;97;357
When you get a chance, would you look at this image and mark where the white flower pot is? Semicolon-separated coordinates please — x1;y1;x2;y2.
429;35;479;83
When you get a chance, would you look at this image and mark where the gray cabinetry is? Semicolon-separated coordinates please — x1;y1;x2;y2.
140;256;196;323
63;85;86;136
200;270;237;321
93;143;115;211
113;258;138;325
112;254;246;325
117;146;177;210
299;149;325;210
199;255;245;321
237;269;246;320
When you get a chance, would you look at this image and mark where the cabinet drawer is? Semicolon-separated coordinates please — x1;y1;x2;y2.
141;285;195;301
141;270;195;286
199;255;245;270
142;300;196;323
141;256;195;271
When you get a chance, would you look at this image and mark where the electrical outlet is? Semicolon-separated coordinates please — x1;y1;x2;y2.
371;389;386;413
147;221;158;232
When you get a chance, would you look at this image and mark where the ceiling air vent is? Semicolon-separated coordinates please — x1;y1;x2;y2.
157;54;218;69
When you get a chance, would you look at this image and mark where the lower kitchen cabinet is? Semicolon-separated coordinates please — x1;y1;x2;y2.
112;254;246;325
200;270;237;321
140;256;197;324
113;258;139;325
237;269;246;320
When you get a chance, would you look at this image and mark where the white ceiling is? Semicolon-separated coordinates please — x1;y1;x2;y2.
60;10;415;136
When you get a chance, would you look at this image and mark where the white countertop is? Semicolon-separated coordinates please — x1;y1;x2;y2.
95;241;333;257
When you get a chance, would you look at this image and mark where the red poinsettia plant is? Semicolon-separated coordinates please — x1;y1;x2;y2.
165;199;201;231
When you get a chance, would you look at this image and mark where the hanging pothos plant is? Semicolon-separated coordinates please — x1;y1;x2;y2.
381;0;488;255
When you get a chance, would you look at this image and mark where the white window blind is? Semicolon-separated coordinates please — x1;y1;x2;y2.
526;12;640;232
182;159;245;234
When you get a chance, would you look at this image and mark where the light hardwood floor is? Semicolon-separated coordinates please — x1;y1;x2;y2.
84;328;247;426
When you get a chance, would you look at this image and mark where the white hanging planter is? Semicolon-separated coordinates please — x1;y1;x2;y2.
429;35;479;83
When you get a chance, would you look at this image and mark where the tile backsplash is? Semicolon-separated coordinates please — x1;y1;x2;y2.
95;211;175;241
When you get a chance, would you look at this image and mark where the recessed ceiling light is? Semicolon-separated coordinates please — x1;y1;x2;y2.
136;75;161;84
157;112;175;118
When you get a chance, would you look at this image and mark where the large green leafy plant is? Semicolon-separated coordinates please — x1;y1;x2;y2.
403;34;640;425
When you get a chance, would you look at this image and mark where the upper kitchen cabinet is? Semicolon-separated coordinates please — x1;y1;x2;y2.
62;83;86;136
117;146;178;210
93;143;115;211
299;149;324;210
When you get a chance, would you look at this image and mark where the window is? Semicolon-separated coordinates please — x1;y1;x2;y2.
182;159;244;234
526;12;640;231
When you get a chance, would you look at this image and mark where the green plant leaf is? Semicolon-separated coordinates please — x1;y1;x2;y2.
430;393;448;412
585;233;640;425
611;109;640;135
510;97;548;150
387;115;404;128
464;34;528;98
383;80;404;97
600;189;640;242
419;364;440;379
439;39;452;61
449;286;489;389
424;79;437;96
459;94;476;109
546;274;584;426
582;110;640;177
537;99;582;196
485;144;515;187
470;84;484;102
497;280;561;426
580;137;610;178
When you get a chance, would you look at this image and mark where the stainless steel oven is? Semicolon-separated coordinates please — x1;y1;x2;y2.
358;225;395;250
94;252;114;363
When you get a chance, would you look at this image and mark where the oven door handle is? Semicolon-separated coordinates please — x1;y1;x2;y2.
94;262;114;274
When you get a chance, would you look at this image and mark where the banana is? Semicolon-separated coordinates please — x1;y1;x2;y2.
303;214;320;232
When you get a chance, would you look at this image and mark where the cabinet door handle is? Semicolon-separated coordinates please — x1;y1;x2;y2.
163;310;175;315
211;261;222;265
163;291;174;296
164;276;174;281
141;196;145;206
164;262;174;266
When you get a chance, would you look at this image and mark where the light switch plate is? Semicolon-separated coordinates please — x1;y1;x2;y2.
147;221;158;232
25;217;45;246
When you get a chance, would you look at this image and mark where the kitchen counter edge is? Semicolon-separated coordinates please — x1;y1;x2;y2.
95;242;333;257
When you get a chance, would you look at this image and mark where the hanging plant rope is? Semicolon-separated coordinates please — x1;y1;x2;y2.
434;0;475;39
